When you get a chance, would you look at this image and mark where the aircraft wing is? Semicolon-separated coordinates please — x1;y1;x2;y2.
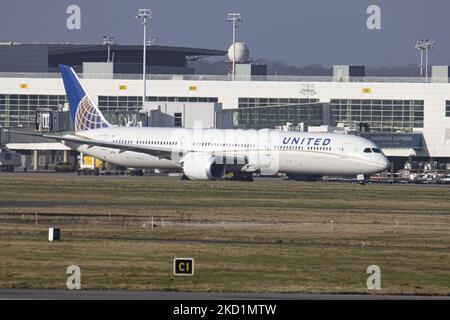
3;129;175;159
3;129;248;164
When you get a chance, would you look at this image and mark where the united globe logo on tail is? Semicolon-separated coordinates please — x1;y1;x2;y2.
75;96;109;131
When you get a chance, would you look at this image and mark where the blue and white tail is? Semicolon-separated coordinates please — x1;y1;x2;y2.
59;64;110;132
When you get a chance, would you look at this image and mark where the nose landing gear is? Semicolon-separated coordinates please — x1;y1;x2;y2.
357;174;366;185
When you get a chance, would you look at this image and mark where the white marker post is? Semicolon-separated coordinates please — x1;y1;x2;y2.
394;220;399;234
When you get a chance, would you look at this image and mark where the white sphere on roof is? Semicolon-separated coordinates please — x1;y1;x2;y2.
227;42;249;63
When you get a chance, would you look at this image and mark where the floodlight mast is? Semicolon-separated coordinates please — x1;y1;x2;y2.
102;35;115;63
420;46;424;77
414;40;424;77
423;39;435;80
146;39;158;46
227;13;243;81
415;38;435;80
136;8;152;105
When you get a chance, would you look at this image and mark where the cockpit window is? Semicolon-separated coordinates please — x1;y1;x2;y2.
372;148;382;153
363;148;372;153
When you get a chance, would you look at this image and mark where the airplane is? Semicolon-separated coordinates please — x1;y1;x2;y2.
5;64;390;180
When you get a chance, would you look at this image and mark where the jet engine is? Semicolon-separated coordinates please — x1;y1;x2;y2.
182;153;226;180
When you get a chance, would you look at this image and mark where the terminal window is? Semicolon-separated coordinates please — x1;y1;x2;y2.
174;112;183;127
233;103;324;129
0;94;66;128
330;99;424;132
98;96;218;112
238;97;319;108
146;96;218;103
98;96;142;111
101;110;147;127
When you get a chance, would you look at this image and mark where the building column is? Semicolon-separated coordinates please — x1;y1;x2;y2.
63;150;68;163
33;150;38;170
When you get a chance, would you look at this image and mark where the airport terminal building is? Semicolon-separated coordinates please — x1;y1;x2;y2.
1;42;450;171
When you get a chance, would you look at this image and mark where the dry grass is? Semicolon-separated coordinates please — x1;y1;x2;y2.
0;173;449;295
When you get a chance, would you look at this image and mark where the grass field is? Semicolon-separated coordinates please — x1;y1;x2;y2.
0;173;449;295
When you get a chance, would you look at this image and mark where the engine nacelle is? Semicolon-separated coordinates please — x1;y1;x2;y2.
182;153;226;180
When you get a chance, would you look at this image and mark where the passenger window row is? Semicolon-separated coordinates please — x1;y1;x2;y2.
112;140;258;148
110;139;333;152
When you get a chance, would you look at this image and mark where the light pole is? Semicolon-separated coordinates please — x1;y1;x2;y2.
136;8;152;105
423;38;435;80
227;13;243;81
414;39;424;77
102;35;115;63
415;38;435;80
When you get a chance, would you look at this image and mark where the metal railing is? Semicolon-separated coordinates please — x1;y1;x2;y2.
0;72;448;83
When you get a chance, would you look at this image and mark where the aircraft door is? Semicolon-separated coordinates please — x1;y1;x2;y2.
259;130;278;175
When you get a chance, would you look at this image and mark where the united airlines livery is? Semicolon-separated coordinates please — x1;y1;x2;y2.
6;65;389;180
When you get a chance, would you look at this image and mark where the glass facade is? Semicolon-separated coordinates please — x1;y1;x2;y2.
147;96;218;103
0;94;428;133
233;103;324;129
238;97;318;108
101;110;148;127
98;96;142;111
97;95;219;126
234;97;323;129
331;99;424;132
98;96;219;112
0;94;67;128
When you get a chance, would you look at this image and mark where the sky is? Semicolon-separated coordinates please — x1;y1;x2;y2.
0;0;449;66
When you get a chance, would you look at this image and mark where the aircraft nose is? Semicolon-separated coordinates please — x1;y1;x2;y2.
378;156;390;171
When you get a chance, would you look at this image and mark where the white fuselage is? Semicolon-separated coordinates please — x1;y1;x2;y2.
69;127;389;176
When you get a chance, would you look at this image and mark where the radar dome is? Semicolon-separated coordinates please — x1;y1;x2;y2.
227;42;249;63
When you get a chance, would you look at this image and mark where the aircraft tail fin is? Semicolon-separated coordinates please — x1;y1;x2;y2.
59;64;110;131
